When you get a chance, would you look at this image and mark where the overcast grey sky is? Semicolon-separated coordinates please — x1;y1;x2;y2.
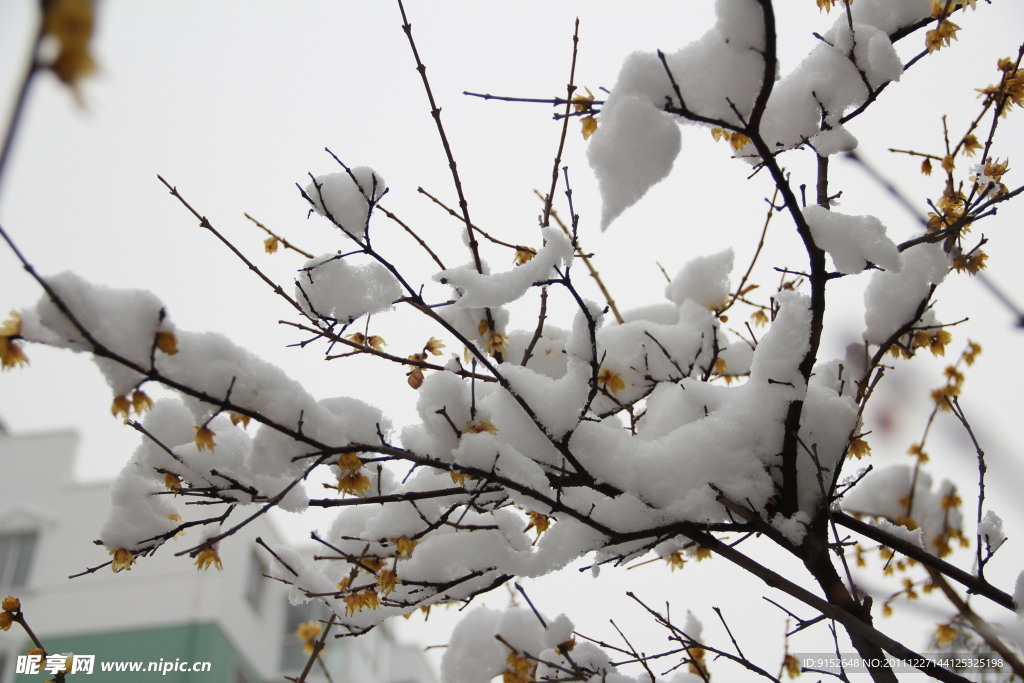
2;1;1023;677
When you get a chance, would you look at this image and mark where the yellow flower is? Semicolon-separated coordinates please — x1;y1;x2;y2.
331;472;371;496
930;385;959;410
337;452;364;475
376;569;400;596
0;312;29;371
750;309;770;327
466;420;498;435
0;311;21;337
783;653;802;679
407;367;425;389
194;426;216;452
907;443;930;463
665;551;686;571
366;335;387;352
264;236;280;254
131;390;153;414
155;330;179;355
110;395;131;419
2;596;20;612
925;19;960;53
921;158;933;176
935;623;958;645
526;511;550;539
963;341;982;365
425;337;446;356
42;0;96;93
692;545;712;561
110;548;135;573
847;438;871;459
504;652;535;683
485;332;509;356
729;132;751;150
296;620;322;654
0;338;29;370
450;470;471;487
343;589;380;616
359;556;386;574
513;247;537;265
0;611;13;631
394;537;417;559
229;412;251;428
941;492;962;510
581;116;598;140
195;547;223;571
164;472;183;491
572;87;596;113
961;134;982;157
597;368;626;395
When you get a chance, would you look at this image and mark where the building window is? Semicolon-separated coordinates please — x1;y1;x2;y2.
0;532;37;589
245;550;269;613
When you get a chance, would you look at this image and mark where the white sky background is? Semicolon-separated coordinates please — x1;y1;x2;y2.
1;0;1023;679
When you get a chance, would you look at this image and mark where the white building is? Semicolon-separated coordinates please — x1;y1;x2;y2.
0;429;437;683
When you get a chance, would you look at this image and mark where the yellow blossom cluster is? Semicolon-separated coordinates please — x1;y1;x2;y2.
0;596;21;632
406;337;445;389
526;511;550;541
344;588;381;616
110;390;153;419
665;551;686;571
710;127;751;151
109;548;135;573
597;367;626;395
0;312;29;370
573;87;598;140
513;247;537;265
326;452;371;496
42;0;96;94
846;437;871;460
478;320;509;356
816;0;852;12
503;652;536;683
295;620;322;654
194;426;217;452
195;546;223;571
346;332;387;352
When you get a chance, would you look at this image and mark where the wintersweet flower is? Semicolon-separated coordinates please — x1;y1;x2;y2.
110;548;135;573
0;612;12;631
194;426;216;452
110;395;131;419
296;620;322;654
195;547;222;571
155;330;178;355
343;589;380;616
394;537;417;558
130;390;152;414
376;569;399;596
2;596;20;612
597;368;626;395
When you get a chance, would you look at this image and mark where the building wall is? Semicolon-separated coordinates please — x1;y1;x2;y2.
0;431;437;683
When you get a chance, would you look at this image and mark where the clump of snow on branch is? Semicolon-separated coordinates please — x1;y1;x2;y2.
438;227;574;308
802;205;900;275
304;167;386;239
296;256;401;324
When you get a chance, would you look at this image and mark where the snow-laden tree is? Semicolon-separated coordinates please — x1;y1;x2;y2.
2;0;1023;681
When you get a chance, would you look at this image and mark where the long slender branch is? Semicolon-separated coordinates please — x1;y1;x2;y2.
833;512;1015;612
